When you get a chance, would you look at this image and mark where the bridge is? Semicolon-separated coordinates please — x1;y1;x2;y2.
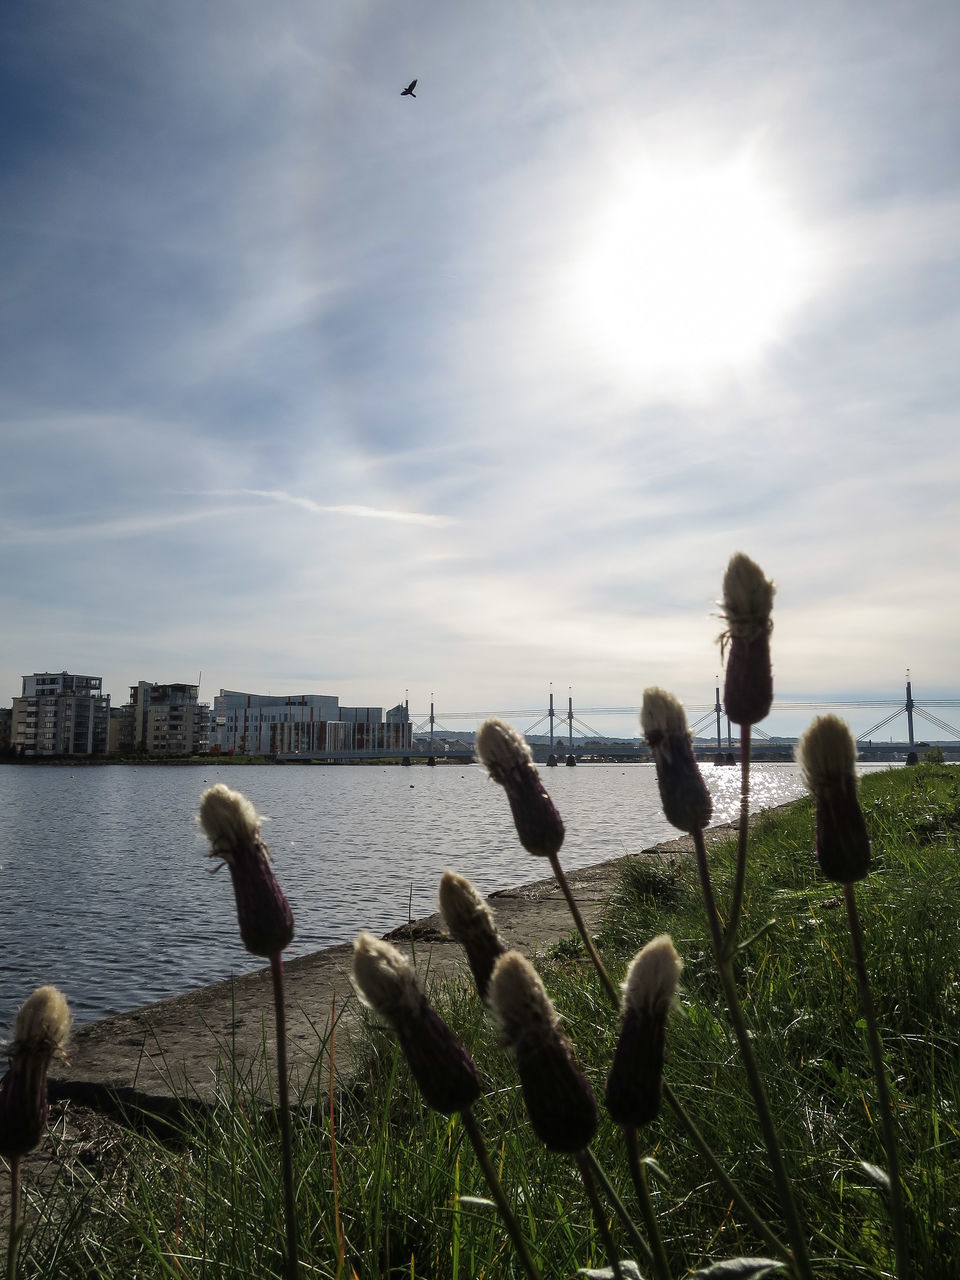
406;677;960;756
274;677;960;764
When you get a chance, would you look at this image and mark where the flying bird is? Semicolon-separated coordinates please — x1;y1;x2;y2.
401;78;418;98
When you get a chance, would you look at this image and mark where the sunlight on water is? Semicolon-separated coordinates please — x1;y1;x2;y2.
0;761;892;1033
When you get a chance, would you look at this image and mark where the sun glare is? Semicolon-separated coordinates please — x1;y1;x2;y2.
565;153;818;393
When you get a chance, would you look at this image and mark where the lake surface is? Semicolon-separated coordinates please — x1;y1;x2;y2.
0;761;890;1038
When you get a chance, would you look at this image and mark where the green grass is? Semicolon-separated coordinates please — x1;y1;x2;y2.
16;765;960;1278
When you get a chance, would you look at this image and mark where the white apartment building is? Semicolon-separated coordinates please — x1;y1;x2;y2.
213;691;412;755
11;672;110;756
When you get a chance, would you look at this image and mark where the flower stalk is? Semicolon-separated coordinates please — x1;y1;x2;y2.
199;785;299;1279
798;716;907;1276
488;951;635;1279
841;883;909;1279
475;717;620;1005
641;686;811;1277
581;1146;656;1268
661;1081;790;1263
690;826;813;1279
719;554;775;953
7;1155;22;1280
624;1128;672;1280
351;933;542;1280
459;1108;544;1280
575;1149;626;1280
477;690;785;1269
605;936;683;1280
725;721;753;956
0;985;71;1280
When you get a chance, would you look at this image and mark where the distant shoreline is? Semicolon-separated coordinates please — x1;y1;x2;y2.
0;754;470;767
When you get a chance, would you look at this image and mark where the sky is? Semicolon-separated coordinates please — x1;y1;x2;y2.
1;0;959;742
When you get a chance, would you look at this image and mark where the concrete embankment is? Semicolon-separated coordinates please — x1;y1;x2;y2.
48;815;753;1118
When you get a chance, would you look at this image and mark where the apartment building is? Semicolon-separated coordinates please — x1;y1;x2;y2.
11;672;110;756
125;681;211;755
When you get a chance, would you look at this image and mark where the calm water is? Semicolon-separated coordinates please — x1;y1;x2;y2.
0;761;888;1037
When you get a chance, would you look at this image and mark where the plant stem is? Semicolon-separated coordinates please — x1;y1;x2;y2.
692;827;813;1280
662;1082;790;1263
625;1128;673;1280
581;1146;654;1268
549;821;786;1267
269;951;299;1280
461;1107;543;1280
329;994;348;1278
7;1157;21;1280
575;1150;625;1280
548;851;620;1008
842;882;909;1278
724;725;752;957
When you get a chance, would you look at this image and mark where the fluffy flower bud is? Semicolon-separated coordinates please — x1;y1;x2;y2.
352;933;481;1114
487;951;597;1153
797;716;871;883
476;718;565;858
641;689;713;833
719;552;775;726
438;871;507;1002
199;784;295;957
605;936;682;1127
0;986;71;1159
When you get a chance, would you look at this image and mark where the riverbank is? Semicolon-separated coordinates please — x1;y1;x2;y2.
7;816;736;1245
47;812;755;1119
15;767;960;1276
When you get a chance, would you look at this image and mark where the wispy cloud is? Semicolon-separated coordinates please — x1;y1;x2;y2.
198;489;454;527
0;508;241;545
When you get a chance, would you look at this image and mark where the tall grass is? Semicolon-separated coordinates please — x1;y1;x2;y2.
12;763;959;1278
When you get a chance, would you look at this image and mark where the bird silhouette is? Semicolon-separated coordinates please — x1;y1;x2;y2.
401;79;418;98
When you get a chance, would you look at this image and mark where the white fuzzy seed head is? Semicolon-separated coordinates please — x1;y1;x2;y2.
797;715;857;794
475;718;534;781
198;784;269;863
11;986;71;1060
439;870;493;936
439;870;506;1000
640;688;689;743
487;951;558;1052
720;552;775;640
622;935;683;1020
641;687;713;832
351;932;422;1026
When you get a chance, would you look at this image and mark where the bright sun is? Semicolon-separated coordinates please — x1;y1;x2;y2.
565;152;818;392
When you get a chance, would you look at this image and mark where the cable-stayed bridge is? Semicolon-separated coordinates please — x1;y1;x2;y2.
410;679;960;752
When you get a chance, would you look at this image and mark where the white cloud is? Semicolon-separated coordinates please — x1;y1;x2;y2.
199;488;454;526
0;508;238;545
